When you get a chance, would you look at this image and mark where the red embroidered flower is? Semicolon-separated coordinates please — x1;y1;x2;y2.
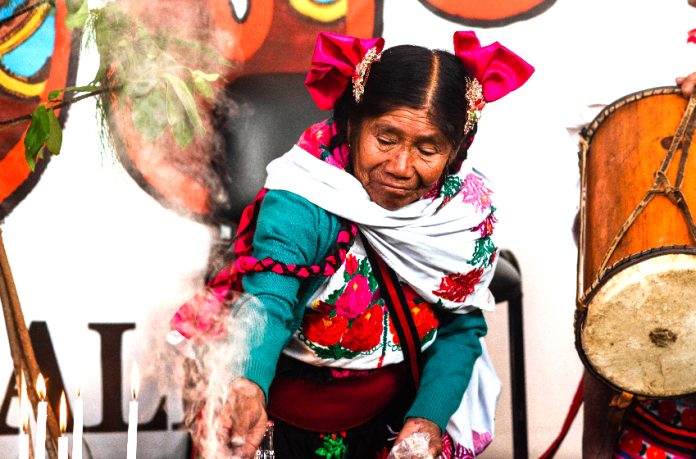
433;269;484;302
297;120;329;156
645;445;666;459
618;430;643;456
344;254;359;276
681;407;696;429
340;304;384;352
302;310;349;347
657;399;677;423
389;287;438;345
335;274;372;319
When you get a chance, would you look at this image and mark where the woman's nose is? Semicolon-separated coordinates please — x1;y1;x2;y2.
385;148;413;178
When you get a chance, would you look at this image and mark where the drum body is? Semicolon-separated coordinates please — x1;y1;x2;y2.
577;87;696;398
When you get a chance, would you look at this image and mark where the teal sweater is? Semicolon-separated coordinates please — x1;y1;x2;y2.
241;190;488;432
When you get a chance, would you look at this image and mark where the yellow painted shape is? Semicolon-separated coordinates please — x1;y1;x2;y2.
0;3;51;55
288;0;347;23
0;66;45;97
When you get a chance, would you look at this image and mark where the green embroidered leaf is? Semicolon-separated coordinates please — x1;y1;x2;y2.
357;257;370;276
442;175;463;199
312;344;361;360
471;237;496;268
343;269;351;283
325;286;345;304
367;272;378;292
421;328;436;344
45;109;63;155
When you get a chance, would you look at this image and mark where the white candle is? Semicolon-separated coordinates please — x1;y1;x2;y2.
35;374;47;459
18;373;29;459
72;389;83;459
126;363;139;459
57;392;68;459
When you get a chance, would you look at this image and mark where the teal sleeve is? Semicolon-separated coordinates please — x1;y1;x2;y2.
405;309;488;432
240;190;341;400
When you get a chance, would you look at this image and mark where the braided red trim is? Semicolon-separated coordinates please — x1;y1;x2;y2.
233;222;358;279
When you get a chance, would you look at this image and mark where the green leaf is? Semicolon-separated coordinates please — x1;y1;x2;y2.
191;70;220;82
24;105;51;170
131;83;168;141
164;72;205;136
46;109;63;155
165;82;193;148
48;90;62;101
65;0;89;30
192;76;213;99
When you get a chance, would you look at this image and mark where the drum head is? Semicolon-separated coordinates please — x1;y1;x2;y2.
582;252;696;397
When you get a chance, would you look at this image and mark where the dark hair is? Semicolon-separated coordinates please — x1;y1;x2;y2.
330;44;477;171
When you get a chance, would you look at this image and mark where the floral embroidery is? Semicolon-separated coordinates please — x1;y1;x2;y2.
461;173;493;213
388;286;438;345
473;208;497;237
316;432;348;459
472;431;493;455
296;118;349;169
340;304;384;352
440;432;476;459
303;311;349;347
435;175;464;210
433;269;484;302
470;237;496;268
335;274;372;319
300;255;384;357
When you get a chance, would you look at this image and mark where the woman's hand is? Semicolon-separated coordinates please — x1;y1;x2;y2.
676;72;696;97
390;417;442;459
191;377;268;459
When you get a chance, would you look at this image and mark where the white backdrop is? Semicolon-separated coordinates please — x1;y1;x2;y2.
2;1;696;457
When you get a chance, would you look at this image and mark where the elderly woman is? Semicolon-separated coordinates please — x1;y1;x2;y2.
174;31;533;459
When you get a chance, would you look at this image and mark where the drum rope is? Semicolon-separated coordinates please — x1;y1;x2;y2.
590;92;696;300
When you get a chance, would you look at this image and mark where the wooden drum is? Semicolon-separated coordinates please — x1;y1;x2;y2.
575;87;696;398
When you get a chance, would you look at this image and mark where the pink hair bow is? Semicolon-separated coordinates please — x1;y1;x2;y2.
305;32;385;110
453;31;534;102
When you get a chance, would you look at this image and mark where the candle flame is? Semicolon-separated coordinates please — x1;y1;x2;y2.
59;391;67;433
77;387;82;399
36;373;46;400
131;363;139;400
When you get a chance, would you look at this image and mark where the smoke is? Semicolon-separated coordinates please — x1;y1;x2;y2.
169;290;268;458
84;0;245;221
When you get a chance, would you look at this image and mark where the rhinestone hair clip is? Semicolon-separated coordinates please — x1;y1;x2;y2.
463;78;485;135
352;46;382;103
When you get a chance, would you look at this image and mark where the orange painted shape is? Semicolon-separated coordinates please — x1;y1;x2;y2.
0;0;74;203
207;0;274;65
346;0;376;38
422;0;547;20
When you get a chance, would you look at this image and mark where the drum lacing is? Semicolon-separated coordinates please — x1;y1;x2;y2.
589;92;696;301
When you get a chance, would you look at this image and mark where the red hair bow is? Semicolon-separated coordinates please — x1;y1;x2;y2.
305;32;385;110
453;31;534;102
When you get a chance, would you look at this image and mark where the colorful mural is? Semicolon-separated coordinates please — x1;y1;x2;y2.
0;0;80;220
0;0;557;221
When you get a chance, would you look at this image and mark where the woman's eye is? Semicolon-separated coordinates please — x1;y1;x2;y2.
418;147;437;156
377;137;395;146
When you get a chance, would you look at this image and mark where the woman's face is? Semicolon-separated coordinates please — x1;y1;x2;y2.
351;107;455;210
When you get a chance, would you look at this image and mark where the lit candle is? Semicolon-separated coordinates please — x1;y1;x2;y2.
35;374;47;459
126;363;139;459
57;392;68;459
18;373;29;459
72;388;83;459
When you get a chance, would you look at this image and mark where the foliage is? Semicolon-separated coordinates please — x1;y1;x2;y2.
23;0;231;169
